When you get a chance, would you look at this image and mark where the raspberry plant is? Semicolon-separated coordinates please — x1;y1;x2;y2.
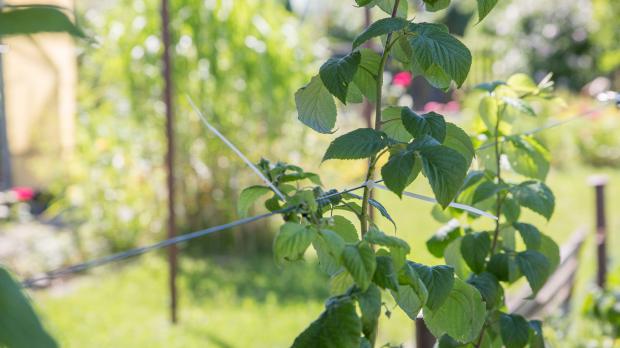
239;1;560;347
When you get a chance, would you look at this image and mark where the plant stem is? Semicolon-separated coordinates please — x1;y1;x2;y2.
490;104;505;254
360;0;401;236
474;323;487;348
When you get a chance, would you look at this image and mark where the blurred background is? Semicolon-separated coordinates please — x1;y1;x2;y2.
0;0;619;346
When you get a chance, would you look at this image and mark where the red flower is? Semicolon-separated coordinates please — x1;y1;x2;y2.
393;71;412;87
11;187;35;202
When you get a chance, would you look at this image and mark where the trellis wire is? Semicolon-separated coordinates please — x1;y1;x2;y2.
21;184;371;288
475;106;605;151
368;181;498;220
186;96;287;201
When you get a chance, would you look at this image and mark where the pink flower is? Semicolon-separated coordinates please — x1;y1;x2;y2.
445;101;460;113
423;101;443;113
393;71;412;87
11;187;35;201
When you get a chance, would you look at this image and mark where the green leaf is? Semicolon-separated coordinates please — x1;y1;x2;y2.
505;136;550;181
314;229;346;276
476;0;499;22
460;232;491;274
502;197;521;223
516;250;551;295
353;49;381;103
381;149;421;197
329;216;360;243
500;225;517;251
368;198;396;228
320;51;361;103
356;0;375;6
487;253;522;283
342;241;377;291
467;272;504;309
360;338;372;348
381;107;412;142
427;224;462;258
323;128;387;161
512;181;555;220
391;284;427;320
423;278;486;343
295;76;337;134
431;204;453;222
537;234;560;272
513;223;541;250
409;262;454;310
364;228;410;254
364;227;408;269
392;35;413;65
330;270;354;296
472;180;504;204
419;144;469;208
479;96;499;133
499;313;530;348
274;223;318;265
401;108;447;142
280;171;323;186
238;185;271;217
444;238;472;279
346;81;364;104
424;0;451;12
507;74;539;94
443;123;475;165
373;0;409;17
0;6;85;38
502;97;536;117
436;335;467;348
357;284;382;341
407;23;472;88
373;256;399;291
476;80;505;92
528;320;545;348
0;267;58;348
288;190;319;213
291;298;361;348
392;264;429;320
352;17;409;49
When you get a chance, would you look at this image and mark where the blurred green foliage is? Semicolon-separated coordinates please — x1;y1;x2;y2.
576;109;620;168
57;0;314;253
592;0;620;76
468;0;620;90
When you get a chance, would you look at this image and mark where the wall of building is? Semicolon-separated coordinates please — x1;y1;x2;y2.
2;0;77;188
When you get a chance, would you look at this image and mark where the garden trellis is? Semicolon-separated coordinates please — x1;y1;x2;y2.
20;103;603;285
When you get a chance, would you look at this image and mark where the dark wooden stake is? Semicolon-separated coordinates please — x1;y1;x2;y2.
590;175;608;289
161;0;178;324
0;37;12;191
415;317;436;348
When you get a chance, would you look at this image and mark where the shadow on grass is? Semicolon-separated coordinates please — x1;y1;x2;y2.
204;333;234;348
181;255;330;304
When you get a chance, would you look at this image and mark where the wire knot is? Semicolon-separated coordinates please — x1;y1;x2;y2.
363;180;376;190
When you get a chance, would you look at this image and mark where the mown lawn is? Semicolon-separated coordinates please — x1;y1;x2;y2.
31;166;620;347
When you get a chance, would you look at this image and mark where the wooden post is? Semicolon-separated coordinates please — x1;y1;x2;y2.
415;317;436;348
589;175;608;289
0;4;12;191
161;0;178;324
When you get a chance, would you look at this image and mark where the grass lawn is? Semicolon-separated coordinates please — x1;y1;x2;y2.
31;166;620;347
